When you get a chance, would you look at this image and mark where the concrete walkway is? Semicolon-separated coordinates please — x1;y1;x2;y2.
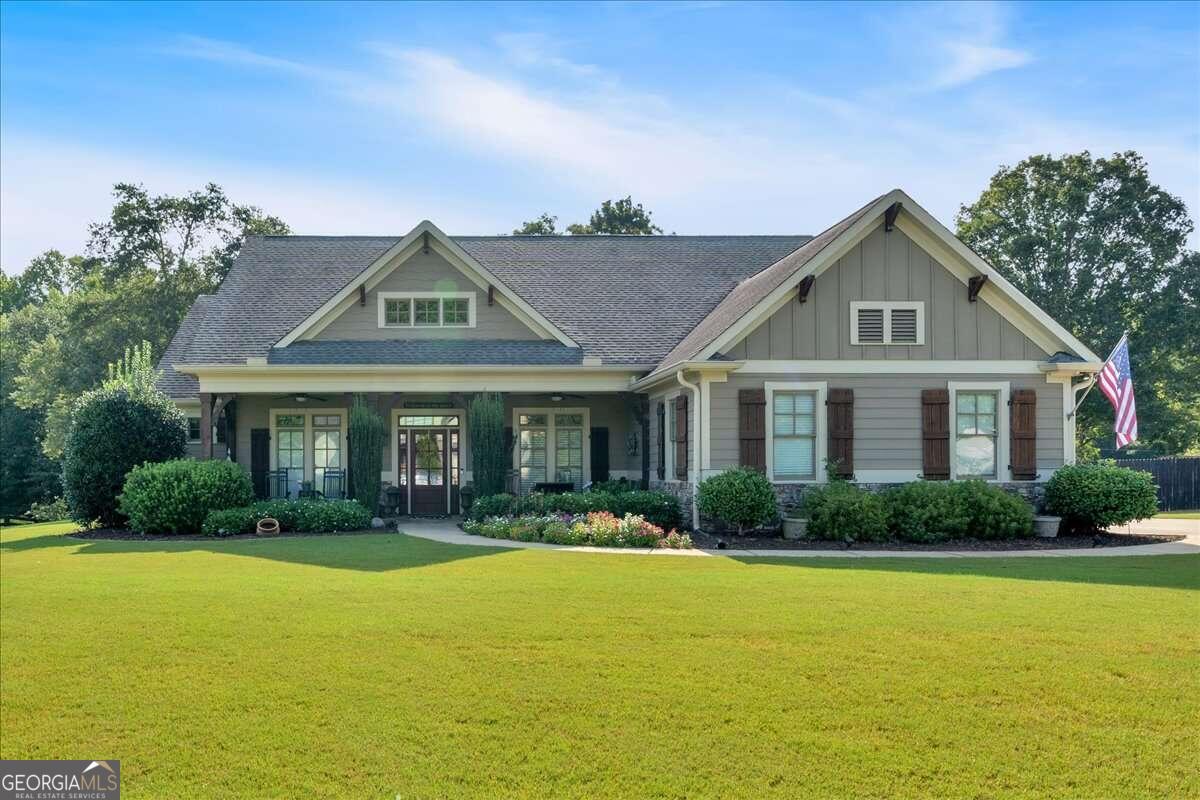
399;518;1200;559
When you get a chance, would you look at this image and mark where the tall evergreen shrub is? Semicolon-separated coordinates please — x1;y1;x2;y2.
469;392;507;497
349;394;386;513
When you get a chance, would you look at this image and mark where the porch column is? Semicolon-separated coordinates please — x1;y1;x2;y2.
199;392;213;460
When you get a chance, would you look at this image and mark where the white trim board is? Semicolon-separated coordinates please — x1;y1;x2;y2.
735;360;1062;375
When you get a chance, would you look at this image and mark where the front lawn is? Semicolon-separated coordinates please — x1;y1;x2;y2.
2;521;1197;798
1157;510;1200;519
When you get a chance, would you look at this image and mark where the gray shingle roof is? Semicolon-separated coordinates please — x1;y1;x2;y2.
269;339;584;365
158;233;812;392
657;193;886;370
157;294;212;397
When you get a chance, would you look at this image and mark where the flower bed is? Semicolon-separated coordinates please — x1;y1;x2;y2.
464;511;692;549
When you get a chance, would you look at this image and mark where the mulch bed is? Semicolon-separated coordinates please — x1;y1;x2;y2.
68;527;387;542
687;530;1184;551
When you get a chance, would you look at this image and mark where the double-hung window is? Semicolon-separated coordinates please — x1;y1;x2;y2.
765;382;827;482
378;292;475;328
948;382;1009;481
514;409;590;492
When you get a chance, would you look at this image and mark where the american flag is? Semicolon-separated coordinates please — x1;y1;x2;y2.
1097;335;1138;448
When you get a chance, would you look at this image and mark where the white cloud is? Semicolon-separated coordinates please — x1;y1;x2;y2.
932;41;1032;89
493;32;601;78
907;2;1033;90
0;135;499;271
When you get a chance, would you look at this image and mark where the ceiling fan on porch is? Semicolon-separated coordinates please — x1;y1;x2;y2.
547;393;587;402
273;393;328;404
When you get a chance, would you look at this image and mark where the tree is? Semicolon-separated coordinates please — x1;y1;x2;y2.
349;395;386;512
513;213;560;235
567;196;662;235
87;182;289;285
956;151;1200;454
468;393;507;497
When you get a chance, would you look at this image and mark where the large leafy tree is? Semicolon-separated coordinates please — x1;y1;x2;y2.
1;182;289;472
957;151;1200;455
513;213;559;236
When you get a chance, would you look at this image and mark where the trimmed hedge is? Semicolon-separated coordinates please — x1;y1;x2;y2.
1045;463;1159;532
467;490;682;531
62;386;187;526
802;479;1034;543
120;459;254;535
696;468;778;534
201;499;372;537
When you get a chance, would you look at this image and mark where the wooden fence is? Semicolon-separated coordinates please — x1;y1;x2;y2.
1114;457;1200;511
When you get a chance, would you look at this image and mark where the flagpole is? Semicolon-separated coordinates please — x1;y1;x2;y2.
1069;331;1127;418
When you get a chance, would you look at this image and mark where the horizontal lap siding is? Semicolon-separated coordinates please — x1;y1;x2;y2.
710;374;1065;474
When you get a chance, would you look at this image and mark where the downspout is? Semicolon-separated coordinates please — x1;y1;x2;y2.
676;369;702;531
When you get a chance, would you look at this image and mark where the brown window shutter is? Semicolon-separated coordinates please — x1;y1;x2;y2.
675;394;688;480
1010;389;1038;480
738;389;766;472
921;389;950;480
656;402;665;480
827;388;854;478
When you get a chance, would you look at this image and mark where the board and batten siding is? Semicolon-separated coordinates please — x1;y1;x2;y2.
709;373;1065;476
724;225;1048;361
316;250;541;341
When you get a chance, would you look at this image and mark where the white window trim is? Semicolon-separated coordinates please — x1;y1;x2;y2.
268;408;349;487
765;381;828;484
391;407;466;515
186;415;202;442
849;301;925;346
512;407;591;490
377;291;476;329
658;390;685;483
947;381;1010;481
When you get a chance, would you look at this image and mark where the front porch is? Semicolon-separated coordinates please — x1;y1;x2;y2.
188;390;651;516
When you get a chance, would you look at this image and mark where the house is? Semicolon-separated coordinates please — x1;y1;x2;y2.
158;190;1100;526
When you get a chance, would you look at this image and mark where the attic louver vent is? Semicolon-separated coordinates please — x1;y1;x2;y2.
856;308;884;343
890;308;918;343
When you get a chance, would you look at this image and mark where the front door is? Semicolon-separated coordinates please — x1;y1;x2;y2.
409;429;448;515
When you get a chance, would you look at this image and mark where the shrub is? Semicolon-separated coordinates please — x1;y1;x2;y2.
463;511;689;548
589;478;635;494
804;482;888;543
884;481;971;543
1045;463;1159;532
469;493;517;520
201;499;372;536
696;468;777;534
469;393;507;497
467;490;681;530
611;490;682;531
120;459;255;534
954;480;1034;539
28;497;69;522
62;385;187;526
349;395;386;512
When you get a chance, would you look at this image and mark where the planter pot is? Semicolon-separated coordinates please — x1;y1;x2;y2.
782;517;808;540
256;517;280;537
1034;516;1061;538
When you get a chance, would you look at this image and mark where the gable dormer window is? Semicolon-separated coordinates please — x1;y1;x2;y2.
850;301;924;345
378;292;475;328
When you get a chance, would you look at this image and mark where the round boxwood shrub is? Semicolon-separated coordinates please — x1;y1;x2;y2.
62;386;187;526
1045;463;1159;532
954;480;1034;539
119;459;254;535
884;481;971;543
697;467;777;534
803;482;888;543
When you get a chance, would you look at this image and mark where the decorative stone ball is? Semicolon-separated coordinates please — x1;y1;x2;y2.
370;517;386;529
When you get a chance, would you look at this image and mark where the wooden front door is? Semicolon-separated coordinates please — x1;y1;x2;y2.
409;429;449;515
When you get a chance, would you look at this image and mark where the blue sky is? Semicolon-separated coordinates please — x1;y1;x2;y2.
2;1;1198;270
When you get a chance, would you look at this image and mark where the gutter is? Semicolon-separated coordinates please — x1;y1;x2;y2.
675;369;703;532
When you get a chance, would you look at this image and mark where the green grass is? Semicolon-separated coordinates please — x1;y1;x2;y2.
2;521;1198;799
1156;510;1200;519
